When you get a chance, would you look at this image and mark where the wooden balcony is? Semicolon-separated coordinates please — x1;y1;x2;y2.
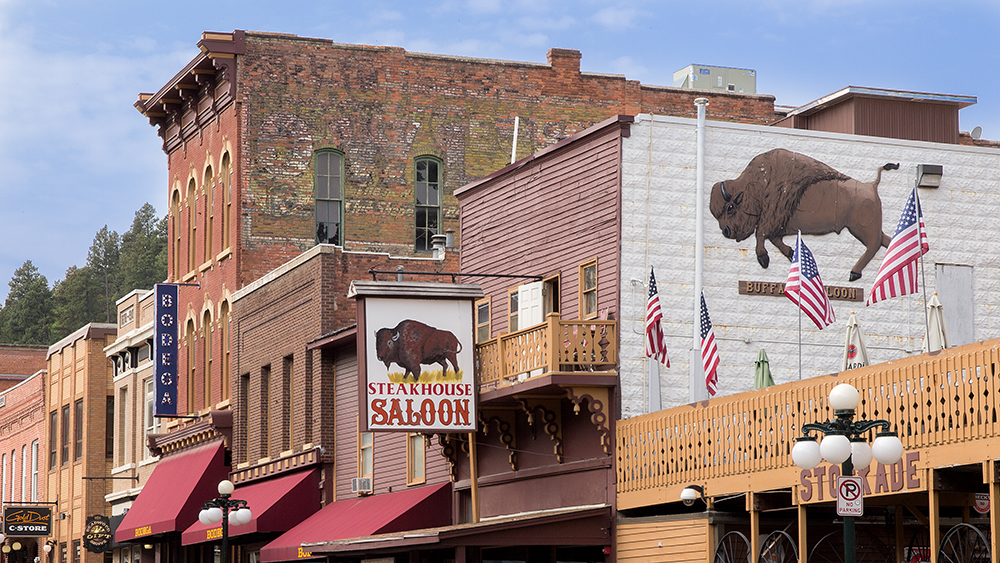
476;312;618;389
616;339;1000;510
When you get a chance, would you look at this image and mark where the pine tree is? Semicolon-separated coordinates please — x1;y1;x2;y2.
87;226;120;323
51;265;103;341
0;261;54;344
118;203;168;296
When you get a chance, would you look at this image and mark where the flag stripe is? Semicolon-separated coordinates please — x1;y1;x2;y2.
785;232;835;329
867;188;928;306
645;267;670;367
700;292;719;396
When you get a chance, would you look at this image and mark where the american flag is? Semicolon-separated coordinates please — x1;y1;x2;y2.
867;188;929;306
785;232;836;329
700;292;719;396
645;267;670;367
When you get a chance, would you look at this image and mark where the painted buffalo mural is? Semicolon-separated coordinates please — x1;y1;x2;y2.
374;320;462;381
709;148;899;281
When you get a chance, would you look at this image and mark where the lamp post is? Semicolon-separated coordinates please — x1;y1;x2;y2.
791;383;904;563
198;480;252;563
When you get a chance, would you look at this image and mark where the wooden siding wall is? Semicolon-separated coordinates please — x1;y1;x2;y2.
458;122;626;337
855;97;960;144
332;350;450;500
617;339;1000;509
616;518;710;562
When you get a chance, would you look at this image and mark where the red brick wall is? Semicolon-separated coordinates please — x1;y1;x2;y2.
0;345;47;376
0;371;46;558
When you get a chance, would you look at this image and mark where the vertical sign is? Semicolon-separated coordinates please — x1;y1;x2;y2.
837;476;863;516
154;284;178;416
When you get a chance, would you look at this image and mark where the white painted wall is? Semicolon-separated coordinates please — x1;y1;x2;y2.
619;114;1000;418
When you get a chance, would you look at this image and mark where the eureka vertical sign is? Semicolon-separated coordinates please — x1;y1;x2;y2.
154;284;178;416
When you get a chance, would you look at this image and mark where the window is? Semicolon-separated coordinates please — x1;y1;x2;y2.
106;396;114;459
579;259;598;319
475;297;490;343
406;433;425;485
358;431;373;481
61;405;70;465
543;275;560;316
261;365;271;458
204;166;214;260
20;445;26;501
220;301;231;402
117;388;128;465
222;152;232;250
414;157;441;251
144;378;161;458
315;151;343;245
49;411;57;469
239;373;250;460
74;399;83;461
72;540;80;563
30;440;38;501
171;189;182;280
204;310;213;408
508;288;519;332
1;453;6;503
186;319;197;412
187;179;197;272
283;355;294;451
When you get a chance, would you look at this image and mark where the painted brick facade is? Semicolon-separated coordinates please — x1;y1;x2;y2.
0;370;47;560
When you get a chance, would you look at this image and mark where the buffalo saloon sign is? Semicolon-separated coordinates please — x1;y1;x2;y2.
3;506;52;536
351;281;482;432
739;280;863;302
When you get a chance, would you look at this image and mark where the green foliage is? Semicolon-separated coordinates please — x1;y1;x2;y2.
0;261;54;345
2;202;168;345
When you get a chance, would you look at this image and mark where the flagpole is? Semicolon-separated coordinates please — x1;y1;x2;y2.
797;232;802;379
692;98;709;402
913;186;931;350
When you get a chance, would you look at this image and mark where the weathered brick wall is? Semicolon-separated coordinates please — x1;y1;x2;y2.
235;33;776;284
0;345;47;376
619;115;1000;416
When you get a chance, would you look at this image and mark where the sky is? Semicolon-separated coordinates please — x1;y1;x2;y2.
0;0;998;303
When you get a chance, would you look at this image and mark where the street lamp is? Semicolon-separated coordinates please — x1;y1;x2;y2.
791;383;904;563
198;480;252;563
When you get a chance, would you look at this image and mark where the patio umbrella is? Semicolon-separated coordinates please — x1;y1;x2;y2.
843;312;870;371
754;349;774;389
922;292;951;353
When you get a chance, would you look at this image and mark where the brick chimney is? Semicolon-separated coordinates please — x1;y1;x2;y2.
547;48;581;74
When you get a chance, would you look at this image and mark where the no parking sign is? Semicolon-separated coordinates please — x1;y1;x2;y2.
837;476;864;516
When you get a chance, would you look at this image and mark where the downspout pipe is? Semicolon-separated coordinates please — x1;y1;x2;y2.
692;98;709;403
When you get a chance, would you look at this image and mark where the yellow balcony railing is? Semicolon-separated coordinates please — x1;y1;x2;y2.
476;313;618;388
616;339;1000;507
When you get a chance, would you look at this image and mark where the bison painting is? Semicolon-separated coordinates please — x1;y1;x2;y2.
374;320;462;381
710;148;899;281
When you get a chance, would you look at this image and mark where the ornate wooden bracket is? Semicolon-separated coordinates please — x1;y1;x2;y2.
436;433;468;482
516;399;563;463
480;411;517;471
212;57;238;100
563;386;612;455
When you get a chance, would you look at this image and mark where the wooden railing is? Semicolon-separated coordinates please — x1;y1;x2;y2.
476;313;618;388
616;339;1000;501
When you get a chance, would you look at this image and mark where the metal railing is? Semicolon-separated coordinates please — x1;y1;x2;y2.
616;339;1000;497
476;313;618;387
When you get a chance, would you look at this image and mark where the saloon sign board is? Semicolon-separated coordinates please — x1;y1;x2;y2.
351;281;482;433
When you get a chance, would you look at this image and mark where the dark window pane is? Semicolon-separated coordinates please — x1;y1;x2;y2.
415;208;427;229
416;160;427;183
426;210;439;230
428;160;438;183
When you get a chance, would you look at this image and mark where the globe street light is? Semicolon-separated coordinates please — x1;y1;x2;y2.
198;480;252;563
791;383;904;563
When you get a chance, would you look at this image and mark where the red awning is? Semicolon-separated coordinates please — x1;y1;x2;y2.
181;469;321;545
259;483;451;563
116;441;230;543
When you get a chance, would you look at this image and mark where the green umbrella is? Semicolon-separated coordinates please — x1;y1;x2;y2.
754;349;774;389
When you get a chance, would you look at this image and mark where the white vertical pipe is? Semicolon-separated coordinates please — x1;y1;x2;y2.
510;116;520;164
692;98;709;403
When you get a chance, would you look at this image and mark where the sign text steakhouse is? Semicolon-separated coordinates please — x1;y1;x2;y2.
369;383;474;427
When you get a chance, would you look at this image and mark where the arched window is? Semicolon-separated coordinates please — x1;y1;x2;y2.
186;319;197;412
220;301;231;402
222;152;232;250
315;150;344;245
170;190;182;280
203;310;213;408
204;166;214;261
187;179;197;273
414;156;442;251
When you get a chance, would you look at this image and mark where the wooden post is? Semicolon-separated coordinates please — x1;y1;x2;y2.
929;469;940;563
797;505;807;563
987;460;1000;563
469;431;480;523
895;505;904;563
748;492;760;563
546;312;560;372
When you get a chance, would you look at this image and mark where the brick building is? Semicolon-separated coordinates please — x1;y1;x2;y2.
0;370;47;562
46;324;116;563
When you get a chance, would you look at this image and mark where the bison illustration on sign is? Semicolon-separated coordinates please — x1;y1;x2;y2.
710;148;899;281
374;320;462;381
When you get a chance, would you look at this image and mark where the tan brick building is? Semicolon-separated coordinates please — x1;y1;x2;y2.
46;324;116;563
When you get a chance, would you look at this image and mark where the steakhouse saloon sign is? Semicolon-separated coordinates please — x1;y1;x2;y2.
352;281;481;433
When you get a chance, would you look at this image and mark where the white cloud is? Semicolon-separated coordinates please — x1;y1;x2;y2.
467;0;503;15
517;15;576;31
607;55;647;78
590;6;640;28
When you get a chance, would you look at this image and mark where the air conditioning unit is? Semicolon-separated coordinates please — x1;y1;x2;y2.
351;477;372;494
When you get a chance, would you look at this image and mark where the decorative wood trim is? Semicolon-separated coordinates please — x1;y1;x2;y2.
563;385;612;455
479;411;517;471
517;399;563;463
231;446;322;485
